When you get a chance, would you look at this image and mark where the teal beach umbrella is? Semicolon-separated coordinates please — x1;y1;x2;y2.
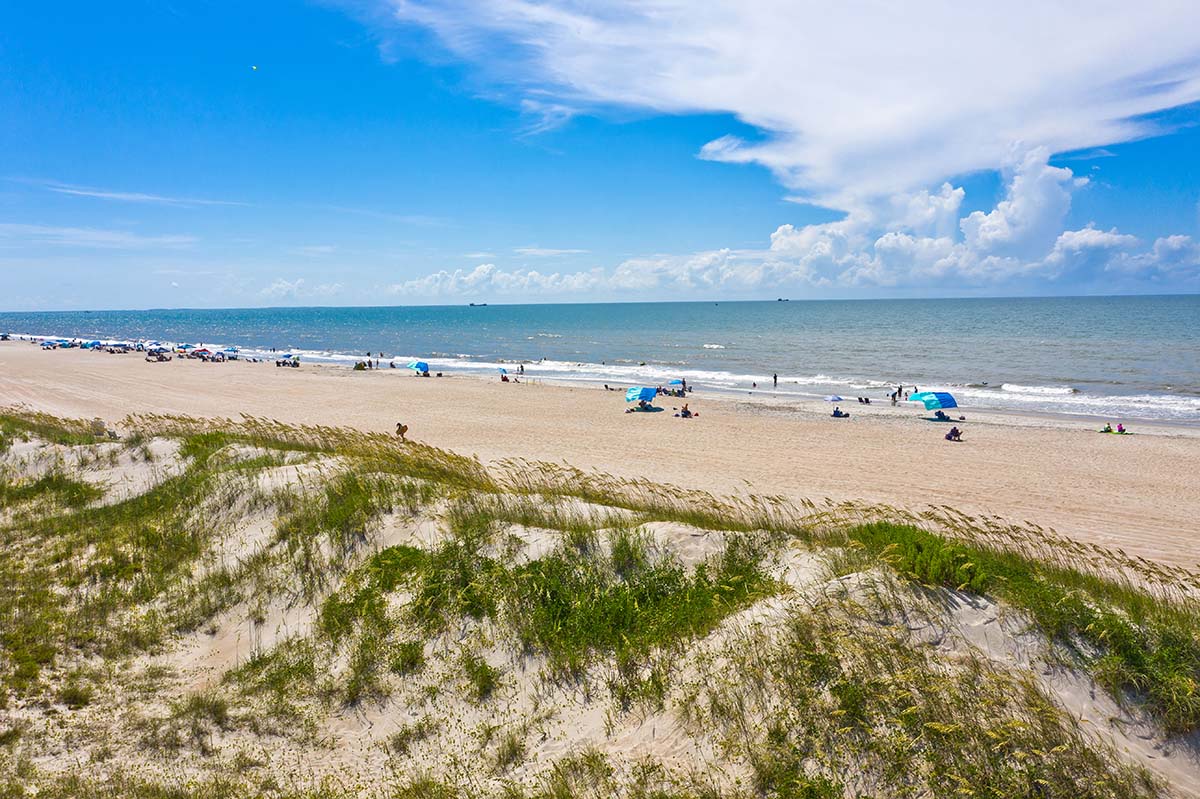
626;386;657;403
910;391;958;410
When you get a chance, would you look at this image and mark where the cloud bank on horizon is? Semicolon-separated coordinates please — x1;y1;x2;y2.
367;0;1200;299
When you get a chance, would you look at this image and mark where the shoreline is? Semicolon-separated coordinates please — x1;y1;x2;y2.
7;334;1199;432
5;329;1198;427
3;339;1198;568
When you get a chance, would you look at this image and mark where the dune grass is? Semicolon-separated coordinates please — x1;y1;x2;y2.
314;496;776;707
0;411;100;453
681;589;1161;799
848;521;1200;733
0;472;103;511
508;528;776;678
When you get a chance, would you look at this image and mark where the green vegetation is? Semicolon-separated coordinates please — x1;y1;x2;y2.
682;592;1160;798
0;411;100;452
0;472;103;511
461;652;502;703
388;715;438;757
849;521;1200;733
513;529;775;676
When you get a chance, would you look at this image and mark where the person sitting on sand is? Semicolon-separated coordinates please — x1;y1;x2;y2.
395;422;408;440
945;426;963;441
1101;423;1113;433
679;403;692;418
831;407;849;418
501;374;509;382
1117;423;1126;434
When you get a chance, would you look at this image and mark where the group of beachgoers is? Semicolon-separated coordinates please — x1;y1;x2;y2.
21;335;256;364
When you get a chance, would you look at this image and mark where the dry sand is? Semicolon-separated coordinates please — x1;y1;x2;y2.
2;340;1197;567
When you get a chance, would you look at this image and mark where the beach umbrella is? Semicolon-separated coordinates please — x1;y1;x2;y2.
626;386;657;403
407;360;429;372
498;367;508;375
910;391;958;410
668;379;683;385
823;395;844;402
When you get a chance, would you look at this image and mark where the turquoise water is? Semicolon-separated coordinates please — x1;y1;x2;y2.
2;295;1198;422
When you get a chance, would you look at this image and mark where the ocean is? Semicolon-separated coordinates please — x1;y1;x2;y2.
2;295;1198;423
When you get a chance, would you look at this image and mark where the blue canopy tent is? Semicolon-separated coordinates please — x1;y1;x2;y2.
407;361;430;373
910;391;958;410
626;386;657;403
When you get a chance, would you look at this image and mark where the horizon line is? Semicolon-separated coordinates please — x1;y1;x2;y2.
1;290;1197;316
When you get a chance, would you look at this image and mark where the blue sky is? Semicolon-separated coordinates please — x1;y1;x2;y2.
2;1;1199;310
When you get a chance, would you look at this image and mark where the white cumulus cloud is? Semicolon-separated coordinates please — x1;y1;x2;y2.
384;150;1200;299
260;278;345;300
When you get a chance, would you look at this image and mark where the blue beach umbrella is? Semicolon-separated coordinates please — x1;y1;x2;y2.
498;367;508;375
626;386;657;403
823;395;844;402
668;379;684;385
910;391;958;410
407;360;429;372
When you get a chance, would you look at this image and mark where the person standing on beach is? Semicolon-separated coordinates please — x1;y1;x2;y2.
773;373;778;389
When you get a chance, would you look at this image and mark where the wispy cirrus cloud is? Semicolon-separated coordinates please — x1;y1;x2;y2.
360;0;1200;208
291;244;337;257
0;222;196;249
514;246;589;256
317;204;448;227
21;179;247;207
519;98;578;135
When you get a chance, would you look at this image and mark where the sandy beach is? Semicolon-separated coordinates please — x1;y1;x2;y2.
3;340;1198;568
